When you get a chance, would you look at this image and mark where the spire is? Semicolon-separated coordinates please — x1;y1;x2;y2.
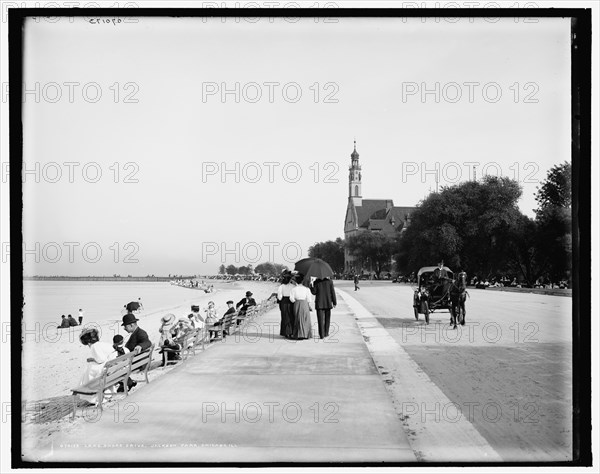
351;140;359;159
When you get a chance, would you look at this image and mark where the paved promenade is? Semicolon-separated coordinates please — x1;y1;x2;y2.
38;294;416;463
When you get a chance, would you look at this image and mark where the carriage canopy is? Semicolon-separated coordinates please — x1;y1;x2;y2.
416;266;454;287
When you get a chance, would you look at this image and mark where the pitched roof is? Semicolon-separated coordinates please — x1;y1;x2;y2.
355;199;390;228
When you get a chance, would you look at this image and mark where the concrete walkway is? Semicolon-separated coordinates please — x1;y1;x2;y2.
39;295;416;463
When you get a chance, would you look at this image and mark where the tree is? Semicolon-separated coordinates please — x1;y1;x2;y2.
218;264;226;275
535;162;571;212
273;263;289;275
345;232;396;278
533;162;572;284
308;238;345;274
504;214;541;287
255;262;289;277
225;265;238;275
238;266;250;275
396;176;524;279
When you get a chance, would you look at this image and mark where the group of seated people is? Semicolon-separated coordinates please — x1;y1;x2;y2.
157;291;258;361
58;314;81;328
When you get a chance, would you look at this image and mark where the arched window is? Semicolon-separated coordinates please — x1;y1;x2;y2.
354;185;359;196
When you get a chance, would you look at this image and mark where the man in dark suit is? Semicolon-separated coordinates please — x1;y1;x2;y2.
433;261;450;295
310;277;337;339
236;291;256;315
122;313;152;354
223;300;236;317
236;291;257;326
67;314;79;326
433;261;448;281
58;315;70;329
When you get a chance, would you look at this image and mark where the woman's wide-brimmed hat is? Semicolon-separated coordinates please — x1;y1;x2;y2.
121;313;139;326
161;313;176;324
79;327;99;344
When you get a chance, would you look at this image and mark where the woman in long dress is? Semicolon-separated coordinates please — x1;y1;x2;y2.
289;273;313;340
78;328;118;405
277;272;296;338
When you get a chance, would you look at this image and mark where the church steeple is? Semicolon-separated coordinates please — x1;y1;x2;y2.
349;140;362;206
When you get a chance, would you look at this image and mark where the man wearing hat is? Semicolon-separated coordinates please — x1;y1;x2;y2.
223;300;236;318
433;260;448;281
122;313;151;354
235;291;257;325
433;260;450;294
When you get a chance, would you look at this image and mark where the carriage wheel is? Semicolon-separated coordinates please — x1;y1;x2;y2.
414;306;419;320
423;301;430;324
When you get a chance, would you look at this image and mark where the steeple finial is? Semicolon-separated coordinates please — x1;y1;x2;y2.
354;139;356;151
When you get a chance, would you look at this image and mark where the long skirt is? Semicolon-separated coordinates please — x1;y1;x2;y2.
292;300;313;339
279;297;294;337
78;362;116;404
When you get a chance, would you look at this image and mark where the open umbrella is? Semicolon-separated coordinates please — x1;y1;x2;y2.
295;258;334;280
294;257;320;275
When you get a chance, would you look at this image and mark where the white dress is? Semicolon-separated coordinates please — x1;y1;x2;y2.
79;341;118;404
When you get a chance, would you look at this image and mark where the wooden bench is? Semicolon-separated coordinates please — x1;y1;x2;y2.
243;304;261;322
130;343;155;383
159;330;199;367
71;352;133;420
234;304;260;328
193;327;210;352
210;312;236;341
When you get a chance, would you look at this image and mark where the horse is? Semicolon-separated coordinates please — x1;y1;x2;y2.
449;271;468;329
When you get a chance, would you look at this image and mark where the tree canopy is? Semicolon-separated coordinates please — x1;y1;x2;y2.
396;176;524;278
346;232;397;277
308;238;345;274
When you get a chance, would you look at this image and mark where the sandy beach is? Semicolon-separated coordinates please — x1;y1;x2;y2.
22;280;279;404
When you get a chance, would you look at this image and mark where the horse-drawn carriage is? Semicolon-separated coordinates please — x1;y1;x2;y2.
413;265;467;327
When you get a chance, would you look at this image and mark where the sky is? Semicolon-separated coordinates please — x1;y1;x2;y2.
15;13;571;276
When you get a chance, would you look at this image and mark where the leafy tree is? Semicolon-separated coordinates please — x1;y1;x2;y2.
273;263;289;275
238;266;250;275
225;264;238;275
396;176;524;279
504;214;540;286
345;232;396;278
532;163;572;284
255;262;276;276
255;262;289;277
308;238;345;274
535;162;571;212
218;264;226;275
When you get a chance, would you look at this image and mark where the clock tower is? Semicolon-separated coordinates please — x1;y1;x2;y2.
348;141;362;207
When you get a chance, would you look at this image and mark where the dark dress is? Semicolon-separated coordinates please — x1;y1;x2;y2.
279;296;294;338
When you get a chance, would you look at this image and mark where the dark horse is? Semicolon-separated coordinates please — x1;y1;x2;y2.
449;271;468;329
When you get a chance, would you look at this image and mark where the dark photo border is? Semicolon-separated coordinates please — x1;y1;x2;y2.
8;6;592;468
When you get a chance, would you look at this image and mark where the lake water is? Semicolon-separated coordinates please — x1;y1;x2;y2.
22;280;231;327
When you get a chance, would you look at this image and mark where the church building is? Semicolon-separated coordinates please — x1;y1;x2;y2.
343;142;416;274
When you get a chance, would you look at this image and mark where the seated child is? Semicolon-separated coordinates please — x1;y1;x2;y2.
159;314;181;361
112;335;137;392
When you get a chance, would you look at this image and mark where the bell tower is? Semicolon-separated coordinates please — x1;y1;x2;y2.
349;140;362;207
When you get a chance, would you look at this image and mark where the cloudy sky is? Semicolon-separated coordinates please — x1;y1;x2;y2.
18;13;571;275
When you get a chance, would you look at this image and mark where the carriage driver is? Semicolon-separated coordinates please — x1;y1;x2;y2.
433;260;450;294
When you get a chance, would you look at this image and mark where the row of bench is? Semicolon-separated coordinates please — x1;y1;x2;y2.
70;298;277;419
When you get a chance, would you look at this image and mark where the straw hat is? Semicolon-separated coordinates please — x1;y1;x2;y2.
161;313;176;324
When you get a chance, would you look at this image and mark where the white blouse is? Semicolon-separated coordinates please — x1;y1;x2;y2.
277;283;296;299
289;284;313;303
